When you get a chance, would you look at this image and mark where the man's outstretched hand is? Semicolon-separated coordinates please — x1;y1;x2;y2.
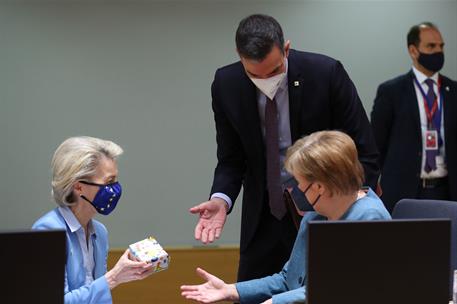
190;198;228;244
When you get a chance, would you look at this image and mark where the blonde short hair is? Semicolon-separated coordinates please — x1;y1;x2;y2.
51;136;123;206
285;130;364;196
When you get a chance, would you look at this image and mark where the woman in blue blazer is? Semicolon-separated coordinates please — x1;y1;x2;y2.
33;136;154;304
181;131;391;304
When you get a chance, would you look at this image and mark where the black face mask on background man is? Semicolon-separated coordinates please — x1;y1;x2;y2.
418;51;445;73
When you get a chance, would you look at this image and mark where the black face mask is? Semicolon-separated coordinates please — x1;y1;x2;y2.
418;51;444;73
302;183;321;208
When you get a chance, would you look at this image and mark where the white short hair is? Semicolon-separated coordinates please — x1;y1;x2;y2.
51;136;123;206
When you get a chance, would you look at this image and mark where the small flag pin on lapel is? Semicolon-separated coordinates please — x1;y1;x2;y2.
445;86;450;92
294;81;300;87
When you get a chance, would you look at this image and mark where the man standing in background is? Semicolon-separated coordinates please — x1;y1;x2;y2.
371;22;457;213
190;14;379;281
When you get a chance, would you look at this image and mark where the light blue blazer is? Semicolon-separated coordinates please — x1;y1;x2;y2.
235;188;391;304
32;208;112;304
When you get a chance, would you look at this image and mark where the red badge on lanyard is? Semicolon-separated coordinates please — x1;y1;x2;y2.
425;130;438;150
415;76;442;151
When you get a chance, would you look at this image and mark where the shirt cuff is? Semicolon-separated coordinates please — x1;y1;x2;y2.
211;193;232;210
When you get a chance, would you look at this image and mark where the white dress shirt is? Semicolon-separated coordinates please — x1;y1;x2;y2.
412;66;447;178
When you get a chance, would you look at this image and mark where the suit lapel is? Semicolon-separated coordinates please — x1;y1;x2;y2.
287;53;305;142
405;70;422;136
92;234;104;278
239;70;265;157
441;76;454;147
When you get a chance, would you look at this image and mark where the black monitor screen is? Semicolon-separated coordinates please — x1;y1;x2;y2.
307;219;450;304
0;230;66;303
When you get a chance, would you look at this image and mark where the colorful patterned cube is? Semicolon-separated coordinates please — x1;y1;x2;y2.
129;236;170;273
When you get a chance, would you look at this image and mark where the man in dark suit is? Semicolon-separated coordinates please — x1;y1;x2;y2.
190;14;379;281
371;22;457;213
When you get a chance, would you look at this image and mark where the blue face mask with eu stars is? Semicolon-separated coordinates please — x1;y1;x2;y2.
79;181;122;215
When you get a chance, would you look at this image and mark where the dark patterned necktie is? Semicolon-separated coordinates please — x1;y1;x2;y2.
265;98;286;219
424;78;438;172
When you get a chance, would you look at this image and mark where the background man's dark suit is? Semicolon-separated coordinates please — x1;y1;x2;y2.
371;71;457;212
210;49;379;280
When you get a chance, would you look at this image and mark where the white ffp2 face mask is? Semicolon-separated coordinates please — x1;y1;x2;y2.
249;71;286;100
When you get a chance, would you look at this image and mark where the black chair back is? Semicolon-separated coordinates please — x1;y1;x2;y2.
393;198;457;297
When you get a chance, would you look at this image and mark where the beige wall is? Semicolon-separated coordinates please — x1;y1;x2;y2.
1;1;456;248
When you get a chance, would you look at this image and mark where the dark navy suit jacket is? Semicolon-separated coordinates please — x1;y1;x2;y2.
210;49;379;251
371;70;457;212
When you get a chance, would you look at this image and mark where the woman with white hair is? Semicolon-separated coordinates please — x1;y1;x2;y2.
33;136;154;304
181;130;391;304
